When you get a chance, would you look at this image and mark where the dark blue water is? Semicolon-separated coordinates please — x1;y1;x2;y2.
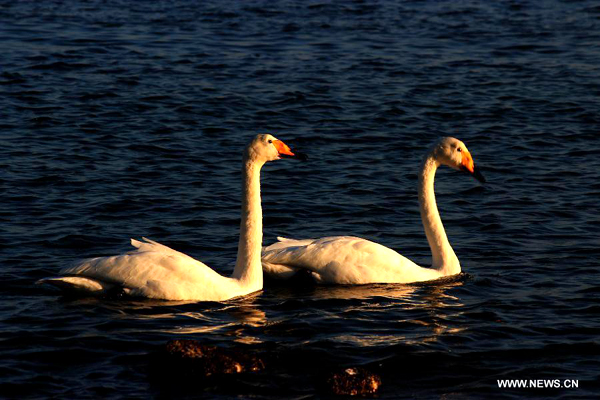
2;0;600;398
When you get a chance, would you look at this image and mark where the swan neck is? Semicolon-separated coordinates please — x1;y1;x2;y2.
232;156;264;289
418;155;460;275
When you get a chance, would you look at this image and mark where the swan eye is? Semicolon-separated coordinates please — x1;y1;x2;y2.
457;147;462;152
268;139;273;144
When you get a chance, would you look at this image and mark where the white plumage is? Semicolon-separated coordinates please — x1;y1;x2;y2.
262;137;485;285
38;134;299;301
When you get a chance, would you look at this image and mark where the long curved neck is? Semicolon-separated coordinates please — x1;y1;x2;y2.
418;155;460;275
232;155;264;289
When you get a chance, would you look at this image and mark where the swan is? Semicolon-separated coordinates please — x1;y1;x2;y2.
38;134;303;301
261;137;485;284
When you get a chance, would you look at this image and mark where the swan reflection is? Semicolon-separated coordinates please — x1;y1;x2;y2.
293;276;468;347
142;294;268;344
62;275;469;347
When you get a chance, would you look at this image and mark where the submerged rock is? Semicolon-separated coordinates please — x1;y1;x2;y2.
152;340;380;396
154;339;265;378
326;367;382;396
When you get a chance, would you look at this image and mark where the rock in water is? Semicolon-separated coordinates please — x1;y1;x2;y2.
155;339;265;378
326;367;382;396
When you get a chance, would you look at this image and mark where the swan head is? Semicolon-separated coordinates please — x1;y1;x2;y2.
246;134;304;163
432;137;485;183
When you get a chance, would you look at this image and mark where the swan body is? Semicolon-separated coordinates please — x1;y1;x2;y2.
262;137;485;285
262;236;442;284
39;134;301;301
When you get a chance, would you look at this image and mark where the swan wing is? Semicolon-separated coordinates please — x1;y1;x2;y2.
52;238;238;300
262;236;442;284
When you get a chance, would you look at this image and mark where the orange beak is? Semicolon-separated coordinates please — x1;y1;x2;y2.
460;151;486;183
273;139;295;157
461;151;475;174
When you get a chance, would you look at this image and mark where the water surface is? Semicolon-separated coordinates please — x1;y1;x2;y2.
1;0;600;398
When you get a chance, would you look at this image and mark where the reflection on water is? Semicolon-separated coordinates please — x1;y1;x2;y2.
97;293;271;344
225;304;268;344
308;275;466;303
262;276;469;348
59;278;467;348
307;277;468;347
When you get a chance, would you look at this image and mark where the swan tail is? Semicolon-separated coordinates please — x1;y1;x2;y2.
262;261;300;280
130;237;168;251
262;237;320;280
130;237;195;261
264;237;316;252
37;276;115;295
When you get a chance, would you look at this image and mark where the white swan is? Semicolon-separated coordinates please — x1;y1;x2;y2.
38;134;302;301
262;137;485;284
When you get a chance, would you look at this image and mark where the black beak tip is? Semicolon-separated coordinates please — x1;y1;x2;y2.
460;165;486;183
290;151;308;161
473;168;486;183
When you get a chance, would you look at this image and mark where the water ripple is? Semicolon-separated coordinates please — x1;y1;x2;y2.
1;0;599;398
